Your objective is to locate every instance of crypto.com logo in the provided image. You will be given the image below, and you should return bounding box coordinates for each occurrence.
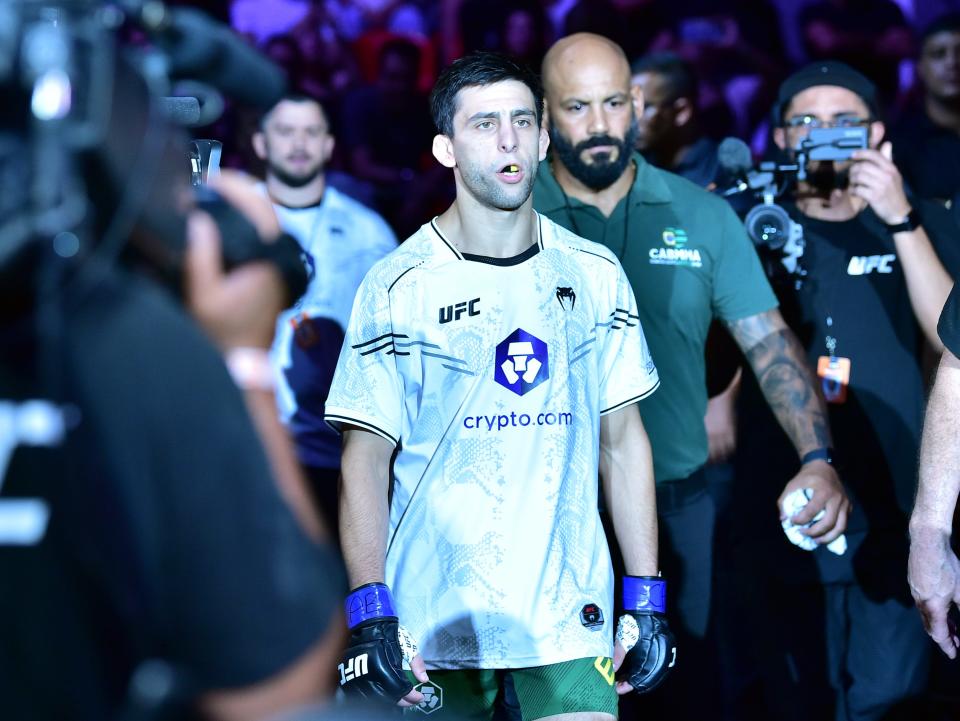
[413,681,443,714]
[494,328,549,396]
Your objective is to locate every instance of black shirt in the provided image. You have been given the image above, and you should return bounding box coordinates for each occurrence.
[939,282,960,356]
[891,107,960,203]
[735,200,960,583]
[0,258,341,720]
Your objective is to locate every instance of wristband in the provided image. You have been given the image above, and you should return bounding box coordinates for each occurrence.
[623,575,666,614]
[345,582,397,629]
[801,447,834,466]
[884,208,921,234]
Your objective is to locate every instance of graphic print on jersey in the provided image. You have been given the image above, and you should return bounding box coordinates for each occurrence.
[494,328,549,395]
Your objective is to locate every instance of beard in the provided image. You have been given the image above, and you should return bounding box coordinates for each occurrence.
[267,158,323,188]
[457,160,535,211]
[549,121,639,191]
[802,160,851,196]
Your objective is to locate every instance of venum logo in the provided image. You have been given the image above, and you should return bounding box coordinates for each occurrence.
[494,328,549,396]
[439,298,480,324]
[337,653,369,685]
[414,682,444,714]
[556,286,576,310]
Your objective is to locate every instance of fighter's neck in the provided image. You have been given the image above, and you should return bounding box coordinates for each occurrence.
[552,157,637,219]
[434,195,538,258]
[265,173,326,208]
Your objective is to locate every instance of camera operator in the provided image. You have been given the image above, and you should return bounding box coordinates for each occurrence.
[0,12,345,721]
[734,61,960,721]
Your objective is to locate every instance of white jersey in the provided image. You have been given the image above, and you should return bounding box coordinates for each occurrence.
[265,184,396,468]
[325,214,659,669]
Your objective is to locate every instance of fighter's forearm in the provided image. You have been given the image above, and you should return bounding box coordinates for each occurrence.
[599,404,658,576]
[339,428,395,588]
[726,309,832,457]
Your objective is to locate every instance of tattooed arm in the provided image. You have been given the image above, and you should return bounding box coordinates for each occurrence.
[725,308,850,542]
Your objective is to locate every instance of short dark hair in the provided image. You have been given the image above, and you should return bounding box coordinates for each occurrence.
[258,93,328,131]
[630,52,697,104]
[921,12,960,47]
[429,52,543,136]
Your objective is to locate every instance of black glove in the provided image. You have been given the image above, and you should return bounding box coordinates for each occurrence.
[616,575,677,693]
[338,583,416,702]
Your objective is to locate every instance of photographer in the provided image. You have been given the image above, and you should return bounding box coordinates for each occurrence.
[0,9,344,721]
[735,61,960,721]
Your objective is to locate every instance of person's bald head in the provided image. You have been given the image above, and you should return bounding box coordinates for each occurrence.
[542,33,633,102]
[541,33,640,191]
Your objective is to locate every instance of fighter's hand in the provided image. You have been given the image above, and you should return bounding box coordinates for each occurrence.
[909,526,960,658]
[778,460,849,544]
[184,170,285,350]
[613,576,677,695]
[339,584,429,706]
[848,142,911,226]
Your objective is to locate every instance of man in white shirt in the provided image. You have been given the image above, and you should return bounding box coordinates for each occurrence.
[252,94,396,532]
[325,53,675,720]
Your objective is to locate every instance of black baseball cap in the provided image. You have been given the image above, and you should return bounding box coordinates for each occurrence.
[775,61,880,124]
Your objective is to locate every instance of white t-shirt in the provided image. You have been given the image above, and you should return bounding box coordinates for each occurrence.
[266,184,396,468]
[325,214,659,669]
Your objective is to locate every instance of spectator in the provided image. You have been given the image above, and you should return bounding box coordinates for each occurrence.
[798,0,914,109]
[563,0,671,63]
[251,94,397,534]
[891,13,960,204]
[500,2,550,70]
[340,38,450,236]
[649,0,788,140]
[631,52,718,187]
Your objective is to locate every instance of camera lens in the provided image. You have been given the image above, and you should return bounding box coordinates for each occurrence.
[745,203,792,250]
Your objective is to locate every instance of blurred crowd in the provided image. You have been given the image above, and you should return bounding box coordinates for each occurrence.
[167,0,960,238]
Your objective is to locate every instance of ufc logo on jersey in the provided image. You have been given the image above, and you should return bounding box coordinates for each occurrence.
[338,653,369,685]
[847,254,896,275]
[439,298,480,324]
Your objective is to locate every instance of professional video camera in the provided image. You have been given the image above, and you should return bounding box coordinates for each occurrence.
[0,0,305,301]
[716,127,868,284]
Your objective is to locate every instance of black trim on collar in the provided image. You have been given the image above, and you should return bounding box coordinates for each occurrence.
[430,219,464,260]
[463,242,540,266]
[430,214,545,264]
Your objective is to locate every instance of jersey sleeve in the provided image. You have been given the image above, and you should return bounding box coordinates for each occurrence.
[324,269,404,445]
[598,260,660,415]
[711,201,778,322]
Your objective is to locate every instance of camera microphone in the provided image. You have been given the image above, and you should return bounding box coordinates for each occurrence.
[717,137,753,181]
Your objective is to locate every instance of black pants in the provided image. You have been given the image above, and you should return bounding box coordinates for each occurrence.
[616,467,722,720]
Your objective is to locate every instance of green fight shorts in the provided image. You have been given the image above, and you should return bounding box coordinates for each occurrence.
[404,656,618,720]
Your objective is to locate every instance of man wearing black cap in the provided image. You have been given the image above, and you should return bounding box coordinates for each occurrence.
[736,60,960,720]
